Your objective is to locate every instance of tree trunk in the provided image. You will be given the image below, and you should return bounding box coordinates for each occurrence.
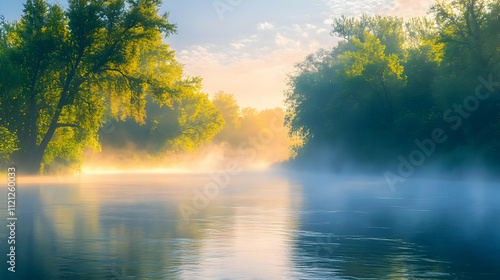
[11,147,44,175]
[15,61,78,175]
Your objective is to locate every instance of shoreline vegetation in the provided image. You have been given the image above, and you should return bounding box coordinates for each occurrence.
[283,0,500,177]
[1,0,499,178]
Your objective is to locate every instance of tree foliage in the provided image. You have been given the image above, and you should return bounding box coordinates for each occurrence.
[211,91,240,143]
[0,0,220,174]
[99,84,224,159]
[286,1,500,171]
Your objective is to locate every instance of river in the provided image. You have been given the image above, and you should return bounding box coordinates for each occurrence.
[1,171,499,279]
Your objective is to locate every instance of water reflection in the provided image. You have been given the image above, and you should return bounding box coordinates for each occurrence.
[0,172,499,279]
[0,173,302,279]
[178,174,301,279]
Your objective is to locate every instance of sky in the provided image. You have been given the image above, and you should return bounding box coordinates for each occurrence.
[0,0,436,109]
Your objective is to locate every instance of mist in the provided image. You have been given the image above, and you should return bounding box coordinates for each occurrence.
[82,95,290,174]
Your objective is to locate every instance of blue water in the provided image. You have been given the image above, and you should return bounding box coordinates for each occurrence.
[1,172,499,279]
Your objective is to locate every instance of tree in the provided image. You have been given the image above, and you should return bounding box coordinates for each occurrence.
[97,85,224,164]
[211,91,240,143]
[0,126,18,166]
[430,0,500,76]
[429,0,500,163]
[0,0,179,174]
[286,15,410,168]
[286,2,500,171]
[338,31,406,129]
[0,16,20,167]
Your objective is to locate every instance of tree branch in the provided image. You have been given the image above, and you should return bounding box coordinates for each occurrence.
[103,67,135,90]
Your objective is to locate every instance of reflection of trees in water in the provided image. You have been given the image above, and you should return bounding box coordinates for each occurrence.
[5,175,496,279]
[15,183,185,279]
[12,174,301,279]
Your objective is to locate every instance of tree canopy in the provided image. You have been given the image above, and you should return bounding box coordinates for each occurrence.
[0,0,224,174]
[286,0,500,172]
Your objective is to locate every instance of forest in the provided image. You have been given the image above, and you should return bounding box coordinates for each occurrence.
[285,0,500,175]
[0,0,287,174]
[0,0,499,176]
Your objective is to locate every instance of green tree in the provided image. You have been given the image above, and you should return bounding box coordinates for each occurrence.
[99,85,224,161]
[286,2,500,171]
[141,82,224,155]
[338,31,406,129]
[0,16,20,167]
[286,15,410,167]
[429,0,500,163]
[211,91,240,143]
[0,125,18,166]
[430,0,500,75]
[0,0,179,174]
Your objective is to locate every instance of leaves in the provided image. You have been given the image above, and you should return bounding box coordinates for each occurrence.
[286,3,500,169]
[0,124,18,165]
[0,0,193,173]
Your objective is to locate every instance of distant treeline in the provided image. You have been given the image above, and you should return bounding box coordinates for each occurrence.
[285,0,500,173]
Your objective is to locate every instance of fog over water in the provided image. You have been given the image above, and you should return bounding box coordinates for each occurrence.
[0,1,498,279]
[1,171,499,279]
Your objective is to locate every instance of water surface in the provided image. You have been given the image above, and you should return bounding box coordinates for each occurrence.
[1,172,499,279]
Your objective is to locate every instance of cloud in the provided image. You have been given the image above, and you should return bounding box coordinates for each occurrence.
[322,0,394,17]
[175,22,338,109]
[321,0,434,18]
[257,22,275,30]
[305,23,317,30]
[170,1,436,111]
[387,0,435,17]
[231,43,245,49]
[178,46,311,110]
[317,28,329,35]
